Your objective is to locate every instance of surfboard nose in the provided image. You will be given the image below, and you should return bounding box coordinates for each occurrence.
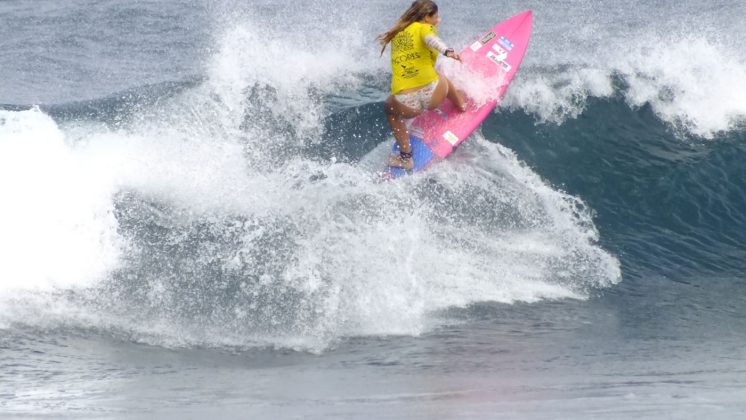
[517,10,533,29]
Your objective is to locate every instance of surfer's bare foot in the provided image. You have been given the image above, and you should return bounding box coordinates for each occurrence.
[388,154,414,170]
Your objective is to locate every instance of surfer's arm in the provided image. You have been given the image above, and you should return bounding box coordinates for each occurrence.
[424,34,461,61]
[423,34,449,54]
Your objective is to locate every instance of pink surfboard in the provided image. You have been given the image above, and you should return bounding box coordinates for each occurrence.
[387,10,533,178]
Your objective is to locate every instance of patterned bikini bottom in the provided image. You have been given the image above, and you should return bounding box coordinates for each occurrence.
[394,80,439,112]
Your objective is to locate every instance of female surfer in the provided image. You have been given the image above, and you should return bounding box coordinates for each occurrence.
[377,0,466,170]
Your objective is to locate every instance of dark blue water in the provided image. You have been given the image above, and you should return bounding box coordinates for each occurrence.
[1,0,745,418]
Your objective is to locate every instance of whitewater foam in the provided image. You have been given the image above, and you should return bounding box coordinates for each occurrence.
[0,9,625,350]
[0,107,122,294]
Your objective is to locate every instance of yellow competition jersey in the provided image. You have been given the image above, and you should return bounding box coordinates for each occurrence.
[390,21,439,94]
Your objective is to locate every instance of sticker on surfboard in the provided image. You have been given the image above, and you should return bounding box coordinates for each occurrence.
[472,31,497,51]
[486,51,512,72]
[492,44,508,57]
[498,36,514,51]
[443,131,459,146]
[480,31,496,44]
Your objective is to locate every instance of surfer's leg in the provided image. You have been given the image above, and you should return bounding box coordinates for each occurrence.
[385,96,420,169]
[427,78,449,110]
[445,77,467,112]
[428,75,466,112]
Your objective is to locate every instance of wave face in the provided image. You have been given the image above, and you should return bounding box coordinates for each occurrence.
[1,0,744,351]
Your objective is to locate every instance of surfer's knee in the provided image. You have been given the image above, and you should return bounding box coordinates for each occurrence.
[384,97,403,117]
[384,98,394,115]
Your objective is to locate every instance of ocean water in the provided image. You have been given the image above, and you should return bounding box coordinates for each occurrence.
[1,0,745,418]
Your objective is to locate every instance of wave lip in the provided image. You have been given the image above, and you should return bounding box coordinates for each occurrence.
[505,35,746,139]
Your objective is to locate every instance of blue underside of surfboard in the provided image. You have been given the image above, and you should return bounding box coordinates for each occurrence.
[387,135,434,178]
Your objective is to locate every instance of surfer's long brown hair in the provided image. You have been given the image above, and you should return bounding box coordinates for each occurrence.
[376,0,439,56]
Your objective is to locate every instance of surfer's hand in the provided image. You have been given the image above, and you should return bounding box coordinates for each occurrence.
[446,50,462,62]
